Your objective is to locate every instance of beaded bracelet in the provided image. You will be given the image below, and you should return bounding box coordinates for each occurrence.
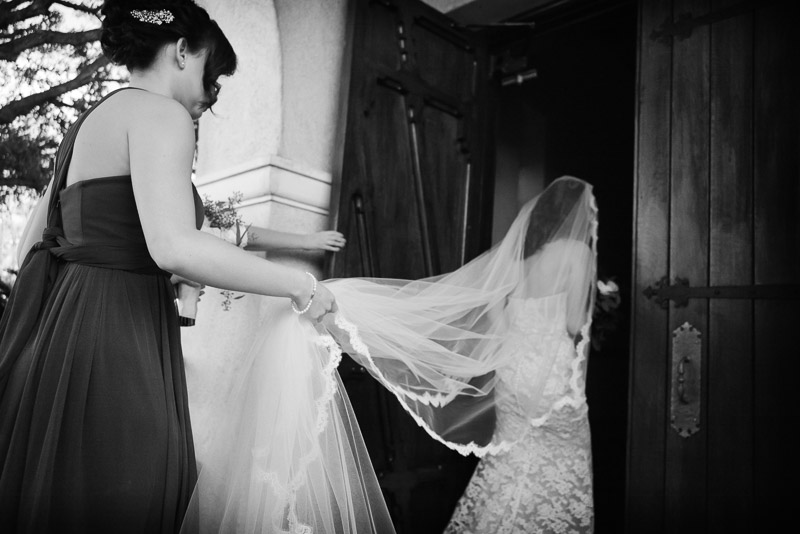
[291,271,318,315]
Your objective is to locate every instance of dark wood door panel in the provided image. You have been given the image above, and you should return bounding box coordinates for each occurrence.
[336,77,426,279]
[331,0,491,532]
[753,3,800,529]
[707,1,754,529]
[628,0,800,531]
[628,0,673,528]
[414,103,471,273]
[364,1,404,72]
[666,0,710,528]
[409,16,477,101]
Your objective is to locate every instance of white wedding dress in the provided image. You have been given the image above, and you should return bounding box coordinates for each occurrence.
[445,293,594,533]
[180,176,598,534]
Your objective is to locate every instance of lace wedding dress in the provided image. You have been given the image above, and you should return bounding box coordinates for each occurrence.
[180,176,597,533]
[445,293,594,533]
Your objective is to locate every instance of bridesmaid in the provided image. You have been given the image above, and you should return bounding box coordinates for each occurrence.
[0,1,336,532]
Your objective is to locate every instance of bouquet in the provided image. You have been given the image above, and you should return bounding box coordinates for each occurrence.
[591,277,622,351]
[202,192,251,311]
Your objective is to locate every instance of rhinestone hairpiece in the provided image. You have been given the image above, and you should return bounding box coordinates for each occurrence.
[130,9,175,25]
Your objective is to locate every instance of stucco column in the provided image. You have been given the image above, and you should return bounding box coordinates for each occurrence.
[193,0,351,277]
[265,0,351,270]
[182,0,352,457]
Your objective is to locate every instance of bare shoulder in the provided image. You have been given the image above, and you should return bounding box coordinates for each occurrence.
[544,238,592,259]
[124,92,196,179]
[122,91,193,132]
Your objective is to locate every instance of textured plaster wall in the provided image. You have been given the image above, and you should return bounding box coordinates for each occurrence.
[274,0,350,175]
[183,3,353,442]
[193,0,351,250]
[195,0,282,177]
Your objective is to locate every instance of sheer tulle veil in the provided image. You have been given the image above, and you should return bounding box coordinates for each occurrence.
[181,176,598,533]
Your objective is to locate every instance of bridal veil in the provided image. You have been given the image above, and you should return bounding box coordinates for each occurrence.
[181,176,598,533]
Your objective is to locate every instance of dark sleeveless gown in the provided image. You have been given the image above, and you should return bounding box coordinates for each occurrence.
[0,89,200,533]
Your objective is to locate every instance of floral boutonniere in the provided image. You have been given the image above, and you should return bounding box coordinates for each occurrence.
[203,192,252,311]
[591,277,622,351]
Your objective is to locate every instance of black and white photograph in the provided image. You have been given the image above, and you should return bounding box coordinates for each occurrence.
[1,0,797,533]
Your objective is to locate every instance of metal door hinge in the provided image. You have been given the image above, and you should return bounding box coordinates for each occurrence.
[644,276,800,309]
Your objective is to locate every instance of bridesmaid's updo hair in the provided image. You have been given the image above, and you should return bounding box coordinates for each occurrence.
[101,0,237,106]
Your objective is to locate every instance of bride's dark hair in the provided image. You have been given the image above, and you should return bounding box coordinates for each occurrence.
[101,0,237,106]
[524,178,588,258]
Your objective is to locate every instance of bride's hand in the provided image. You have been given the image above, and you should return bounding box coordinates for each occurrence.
[296,281,337,322]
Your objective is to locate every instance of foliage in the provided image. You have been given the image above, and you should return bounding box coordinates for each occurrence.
[203,191,247,232]
[1,0,125,204]
[0,123,56,204]
[591,277,622,352]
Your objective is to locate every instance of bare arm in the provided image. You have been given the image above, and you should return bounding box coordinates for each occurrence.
[16,182,52,267]
[128,97,333,317]
[565,242,593,337]
[244,227,346,252]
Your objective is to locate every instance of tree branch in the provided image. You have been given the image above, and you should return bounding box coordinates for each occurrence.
[52,98,82,110]
[0,0,57,29]
[53,1,102,17]
[0,55,110,124]
[0,0,31,15]
[0,28,102,61]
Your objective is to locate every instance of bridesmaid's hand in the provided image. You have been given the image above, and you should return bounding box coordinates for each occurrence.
[295,281,337,322]
[304,231,346,252]
[170,274,204,290]
[170,275,205,318]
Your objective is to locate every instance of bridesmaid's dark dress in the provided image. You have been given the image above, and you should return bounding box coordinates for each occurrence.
[0,88,200,533]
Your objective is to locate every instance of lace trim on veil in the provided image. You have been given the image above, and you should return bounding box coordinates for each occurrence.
[532,197,598,427]
[257,180,599,528]
[332,313,516,458]
[251,333,343,534]
[184,177,597,533]
[326,195,598,456]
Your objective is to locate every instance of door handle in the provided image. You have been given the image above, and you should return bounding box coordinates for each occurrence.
[671,323,701,438]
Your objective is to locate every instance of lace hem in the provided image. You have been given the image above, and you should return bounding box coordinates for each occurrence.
[250,327,343,534]
[333,313,517,458]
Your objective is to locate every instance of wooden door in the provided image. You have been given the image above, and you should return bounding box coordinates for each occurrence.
[628,0,799,531]
[329,0,492,532]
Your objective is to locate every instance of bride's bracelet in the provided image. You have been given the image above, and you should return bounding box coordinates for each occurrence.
[291,271,317,315]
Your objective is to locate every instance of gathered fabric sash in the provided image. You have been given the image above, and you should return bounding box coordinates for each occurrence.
[48,229,165,274]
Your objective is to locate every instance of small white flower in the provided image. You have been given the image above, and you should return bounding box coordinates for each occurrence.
[597,280,619,295]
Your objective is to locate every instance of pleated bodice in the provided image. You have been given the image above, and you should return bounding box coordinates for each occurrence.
[53,175,203,274]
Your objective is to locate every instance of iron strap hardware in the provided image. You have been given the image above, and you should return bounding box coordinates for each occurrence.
[650,0,785,43]
[644,276,800,309]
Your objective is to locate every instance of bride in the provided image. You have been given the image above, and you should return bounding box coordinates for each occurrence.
[182,176,598,533]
